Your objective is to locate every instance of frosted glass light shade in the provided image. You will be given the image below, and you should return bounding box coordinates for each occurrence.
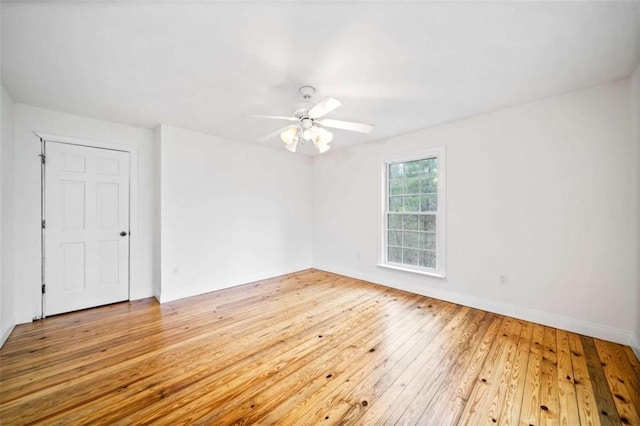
[315,140,331,153]
[316,127,333,144]
[285,138,298,152]
[280,126,299,145]
[281,125,332,154]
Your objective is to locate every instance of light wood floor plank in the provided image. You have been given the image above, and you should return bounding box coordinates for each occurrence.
[1,269,638,425]
[497,320,533,425]
[539,326,560,426]
[623,347,640,380]
[556,329,581,426]
[569,332,603,426]
[420,314,504,425]
[519,323,545,425]
[594,339,640,425]
[457,317,523,424]
[395,310,493,423]
[581,335,623,425]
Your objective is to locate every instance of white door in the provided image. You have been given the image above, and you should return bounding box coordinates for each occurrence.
[45,142,130,316]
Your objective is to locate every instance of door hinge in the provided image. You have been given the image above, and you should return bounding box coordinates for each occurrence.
[41,220,46,229]
[41,284,46,294]
[39,154,46,165]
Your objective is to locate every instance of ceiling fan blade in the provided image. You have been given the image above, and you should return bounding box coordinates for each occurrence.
[258,125,296,142]
[317,118,373,134]
[247,114,298,122]
[308,97,342,119]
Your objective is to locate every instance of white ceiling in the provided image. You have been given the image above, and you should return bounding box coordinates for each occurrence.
[2,1,639,154]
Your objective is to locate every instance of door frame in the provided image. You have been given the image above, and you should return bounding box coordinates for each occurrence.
[35,131,138,318]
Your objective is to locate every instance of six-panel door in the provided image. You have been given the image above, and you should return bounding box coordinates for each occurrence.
[45,142,130,316]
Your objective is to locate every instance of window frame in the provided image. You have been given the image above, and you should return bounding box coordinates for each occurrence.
[378,147,446,278]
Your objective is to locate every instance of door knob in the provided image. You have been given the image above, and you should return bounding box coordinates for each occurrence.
[120,231,128,237]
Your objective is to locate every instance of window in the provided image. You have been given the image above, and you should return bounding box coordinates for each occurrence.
[381,148,445,277]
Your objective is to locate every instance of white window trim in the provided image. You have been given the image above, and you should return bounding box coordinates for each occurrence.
[377,147,446,278]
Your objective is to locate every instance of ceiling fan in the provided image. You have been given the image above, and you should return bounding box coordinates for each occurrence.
[249,86,373,154]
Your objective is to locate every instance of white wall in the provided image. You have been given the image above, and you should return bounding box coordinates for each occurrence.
[158,125,312,302]
[313,80,638,346]
[1,85,15,346]
[12,104,157,323]
[633,63,640,356]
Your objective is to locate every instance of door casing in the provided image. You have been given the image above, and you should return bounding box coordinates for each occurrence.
[36,132,139,319]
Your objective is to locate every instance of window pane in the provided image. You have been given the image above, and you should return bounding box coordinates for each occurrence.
[388,246,402,263]
[402,214,419,230]
[388,214,402,230]
[419,250,436,268]
[389,196,403,212]
[389,163,404,179]
[403,196,420,212]
[389,179,404,196]
[426,158,438,174]
[405,178,420,194]
[405,160,422,177]
[403,248,419,265]
[419,215,436,232]
[420,195,437,212]
[420,176,437,193]
[419,232,436,250]
[403,231,420,248]
[388,230,402,246]
[418,160,427,174]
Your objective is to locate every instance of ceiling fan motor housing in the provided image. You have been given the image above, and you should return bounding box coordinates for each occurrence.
[294,108,310,120]
[300,118,314,129]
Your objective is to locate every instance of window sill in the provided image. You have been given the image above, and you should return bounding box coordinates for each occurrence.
[377,263,446,279]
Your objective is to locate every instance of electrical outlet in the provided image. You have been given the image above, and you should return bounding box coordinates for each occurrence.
[500,275,508,286]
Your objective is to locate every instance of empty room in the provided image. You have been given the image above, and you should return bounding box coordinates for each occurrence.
[0,0,639,424]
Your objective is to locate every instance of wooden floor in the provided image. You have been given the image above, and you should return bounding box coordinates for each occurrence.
[1,270,639,425]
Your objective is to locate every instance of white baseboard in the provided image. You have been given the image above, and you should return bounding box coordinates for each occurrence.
[130,286,155,301]
[0,318,16,348]
[314,264,636,348]
[159,279,259,303]
[159,267,314,304]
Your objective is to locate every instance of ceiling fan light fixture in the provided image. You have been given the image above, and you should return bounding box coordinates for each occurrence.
[302,125,320,142]
[280,126,299,145]
[316,127,333,144]
[285,137,299,153]
[315,140,331,154]
[314,127,333,153]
